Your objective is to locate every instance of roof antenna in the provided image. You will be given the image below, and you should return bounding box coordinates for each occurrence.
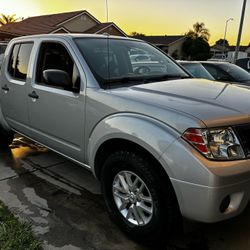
[105,0,110,85]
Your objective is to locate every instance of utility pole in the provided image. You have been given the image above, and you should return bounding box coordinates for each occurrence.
[234,0,247,63]
[222,18,233,56]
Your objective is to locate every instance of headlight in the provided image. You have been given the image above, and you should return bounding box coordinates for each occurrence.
[183,127,245,160]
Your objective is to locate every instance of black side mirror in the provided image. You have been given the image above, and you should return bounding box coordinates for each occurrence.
[43,69,71,88]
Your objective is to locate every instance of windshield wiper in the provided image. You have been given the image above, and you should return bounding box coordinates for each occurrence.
[104,76,147,85]
[144,74,191,82]
[103,74,191,87]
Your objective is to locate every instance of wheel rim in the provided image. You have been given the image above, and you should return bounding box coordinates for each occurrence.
[112,170,153,226]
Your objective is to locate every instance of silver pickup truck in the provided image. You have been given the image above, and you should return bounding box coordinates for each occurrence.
[1,34,250,243]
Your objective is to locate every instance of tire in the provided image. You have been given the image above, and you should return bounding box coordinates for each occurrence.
[101,150,182,244]
[0,126,14,148]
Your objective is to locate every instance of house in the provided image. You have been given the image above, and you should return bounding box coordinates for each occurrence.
[0,10,127,41]
[131,35,186,59]
[246,47,250,57]
[0,30,19,42]
[227,46,250,57]
[210,44,250,57]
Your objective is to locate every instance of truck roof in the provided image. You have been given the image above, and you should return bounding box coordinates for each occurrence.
[9,33,138,42]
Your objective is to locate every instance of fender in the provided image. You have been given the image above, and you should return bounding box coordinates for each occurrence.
[87,112,181,178]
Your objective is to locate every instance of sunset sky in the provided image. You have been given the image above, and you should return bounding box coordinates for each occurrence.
[1,0,249,45]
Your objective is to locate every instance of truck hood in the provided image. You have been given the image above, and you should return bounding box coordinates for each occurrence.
[110,78,250,128]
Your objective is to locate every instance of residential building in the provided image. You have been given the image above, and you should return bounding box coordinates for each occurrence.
[131,35,186,59]
[0,10,127,41]
[210,44,250,57]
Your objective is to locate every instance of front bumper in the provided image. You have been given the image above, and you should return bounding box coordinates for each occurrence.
[160,138,250,222]
[171,177,248,222]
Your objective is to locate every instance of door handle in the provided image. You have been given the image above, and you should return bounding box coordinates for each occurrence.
[28,91,39,99]
[1,85,9,92]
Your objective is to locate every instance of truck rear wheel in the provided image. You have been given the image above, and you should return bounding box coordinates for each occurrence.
[101,150,181,244]
[0,127,14,148]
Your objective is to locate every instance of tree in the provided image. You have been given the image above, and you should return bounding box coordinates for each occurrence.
[0,14,18,26]
[130,32,146,37]
[186,22,210,42]
[215,38,229,47]
[182,22,211,60]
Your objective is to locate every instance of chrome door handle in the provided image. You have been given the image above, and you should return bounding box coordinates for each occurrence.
[28,91,39,99]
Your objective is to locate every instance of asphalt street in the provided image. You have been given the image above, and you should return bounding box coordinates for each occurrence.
[0,134,250,250]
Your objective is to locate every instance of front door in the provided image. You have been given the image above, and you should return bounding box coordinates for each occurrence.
[27,40,85,162]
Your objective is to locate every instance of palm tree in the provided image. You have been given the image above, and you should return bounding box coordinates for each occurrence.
[186,22,210,42]
[0,14,18,26]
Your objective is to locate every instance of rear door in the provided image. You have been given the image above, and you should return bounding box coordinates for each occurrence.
[26,39,85,162]
[0,41,34,136]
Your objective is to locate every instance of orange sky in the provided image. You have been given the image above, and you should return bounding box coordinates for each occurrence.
[1,0,250,45]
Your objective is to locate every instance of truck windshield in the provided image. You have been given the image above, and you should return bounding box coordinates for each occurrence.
[74,38,190,86]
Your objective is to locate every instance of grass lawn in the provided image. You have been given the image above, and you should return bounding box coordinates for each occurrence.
[0,201,41,250]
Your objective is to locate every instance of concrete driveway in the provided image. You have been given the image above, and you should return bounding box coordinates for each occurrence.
[0,134,250,250]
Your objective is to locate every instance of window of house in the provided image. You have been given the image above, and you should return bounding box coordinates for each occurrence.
[8,43,33,80]
[36,42,80,93]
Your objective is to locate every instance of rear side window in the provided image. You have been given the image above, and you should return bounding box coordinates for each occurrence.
[8,43,33,81]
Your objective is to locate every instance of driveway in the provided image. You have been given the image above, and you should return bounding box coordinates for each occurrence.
[0,134,250,250]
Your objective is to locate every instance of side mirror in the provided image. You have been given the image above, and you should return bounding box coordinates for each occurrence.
[43,69,71,88]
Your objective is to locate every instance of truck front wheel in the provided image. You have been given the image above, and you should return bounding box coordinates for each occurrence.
[101,150,181,244]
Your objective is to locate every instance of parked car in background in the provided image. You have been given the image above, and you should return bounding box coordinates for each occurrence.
[236,57,250,73]
[209,52,247,63]
[208,53,227,62]
[178,61,215,80]
[227,51,248,63]
[130,54,152,62]
[201,61,250,86]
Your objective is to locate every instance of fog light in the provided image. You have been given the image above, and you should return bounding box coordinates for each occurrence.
[220,195,231,213]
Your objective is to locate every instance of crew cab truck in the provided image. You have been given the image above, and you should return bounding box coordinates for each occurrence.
[1,34,250,243]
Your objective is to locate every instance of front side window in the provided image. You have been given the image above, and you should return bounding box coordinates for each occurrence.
[75,38,189,87]
[8,43,33,80]
[36,42,80,92]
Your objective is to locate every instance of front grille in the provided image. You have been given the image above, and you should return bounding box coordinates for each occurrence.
[234,124,250,157]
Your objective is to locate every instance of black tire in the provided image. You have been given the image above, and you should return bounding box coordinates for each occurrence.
[0,126,14,148]
[101,150,182,244]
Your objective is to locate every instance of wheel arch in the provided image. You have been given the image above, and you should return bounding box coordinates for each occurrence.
[87,113,180,179]
[94,138,170,181]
